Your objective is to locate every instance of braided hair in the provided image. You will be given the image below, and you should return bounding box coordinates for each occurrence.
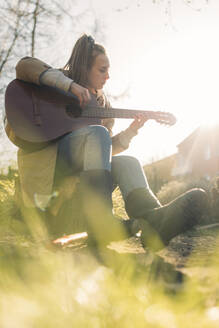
[63,34,106,87]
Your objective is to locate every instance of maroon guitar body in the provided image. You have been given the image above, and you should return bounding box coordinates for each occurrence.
[5,79,176,148]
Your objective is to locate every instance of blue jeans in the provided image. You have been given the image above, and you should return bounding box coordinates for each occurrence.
[55,125,149,200]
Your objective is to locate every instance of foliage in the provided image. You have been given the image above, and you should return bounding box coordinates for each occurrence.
[157,179,189,204]
[0,170,219,327]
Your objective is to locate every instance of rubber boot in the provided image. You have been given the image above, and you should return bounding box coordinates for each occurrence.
[125,187,208,250]
[125,188,162,218]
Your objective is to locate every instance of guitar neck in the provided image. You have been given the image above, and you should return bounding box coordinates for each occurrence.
[82,107,160,119]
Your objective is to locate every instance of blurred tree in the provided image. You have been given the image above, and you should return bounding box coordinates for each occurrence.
[0,0,107,85]
[0,0,105,168]
[144,154,176,193]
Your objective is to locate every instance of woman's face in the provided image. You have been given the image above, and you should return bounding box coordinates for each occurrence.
[87,53,110,91]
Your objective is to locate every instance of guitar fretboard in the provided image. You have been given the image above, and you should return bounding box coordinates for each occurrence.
[80,106,176,125]
[82,107,151,118]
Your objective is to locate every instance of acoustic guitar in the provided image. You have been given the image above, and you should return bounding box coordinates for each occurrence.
[5,79,176,149]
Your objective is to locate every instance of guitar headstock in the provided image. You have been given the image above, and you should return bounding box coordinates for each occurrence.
[153,111,177,126]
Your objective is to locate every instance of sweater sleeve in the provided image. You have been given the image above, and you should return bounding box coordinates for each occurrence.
[16,57,52,85]
[40,68,73,93]
[100,94,138,155]
[112,128,138,155]
[16,57,73,93]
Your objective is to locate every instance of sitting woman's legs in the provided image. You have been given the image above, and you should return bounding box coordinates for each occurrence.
[55,132,208,250]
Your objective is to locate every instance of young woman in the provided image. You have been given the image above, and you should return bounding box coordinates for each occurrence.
[13,34,208,250]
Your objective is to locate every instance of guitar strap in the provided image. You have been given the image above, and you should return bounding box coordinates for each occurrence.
[31,90,42,126]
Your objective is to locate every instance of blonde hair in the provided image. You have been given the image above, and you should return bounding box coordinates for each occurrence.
[63,34,106,87]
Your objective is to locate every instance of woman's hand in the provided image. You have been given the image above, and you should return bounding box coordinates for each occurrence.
[70,82,91,107]
[128,114,148,133]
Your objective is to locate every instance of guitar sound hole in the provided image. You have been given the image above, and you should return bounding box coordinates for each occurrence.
[66,103,82,118]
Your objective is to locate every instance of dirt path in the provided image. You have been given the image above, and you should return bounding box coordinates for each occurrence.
[52,223,219,268]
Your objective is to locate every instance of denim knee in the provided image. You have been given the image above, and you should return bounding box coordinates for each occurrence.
[83,125,112,171]
[111,155,149,199]
[89,125,112,146]
[112,155,142,170]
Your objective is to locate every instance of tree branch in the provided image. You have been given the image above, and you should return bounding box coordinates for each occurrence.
[31,0,40,57]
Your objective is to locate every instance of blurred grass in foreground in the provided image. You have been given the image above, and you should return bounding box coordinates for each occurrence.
[0,170,219,327]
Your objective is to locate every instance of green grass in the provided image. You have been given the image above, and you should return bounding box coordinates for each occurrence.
[1,170,219,327]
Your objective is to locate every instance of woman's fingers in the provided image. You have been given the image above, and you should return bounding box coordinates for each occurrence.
[134,114,148,126]
[129,114,148,132]
[70,82,91,107]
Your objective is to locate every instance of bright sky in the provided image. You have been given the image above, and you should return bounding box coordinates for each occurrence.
[88,0,219,164]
